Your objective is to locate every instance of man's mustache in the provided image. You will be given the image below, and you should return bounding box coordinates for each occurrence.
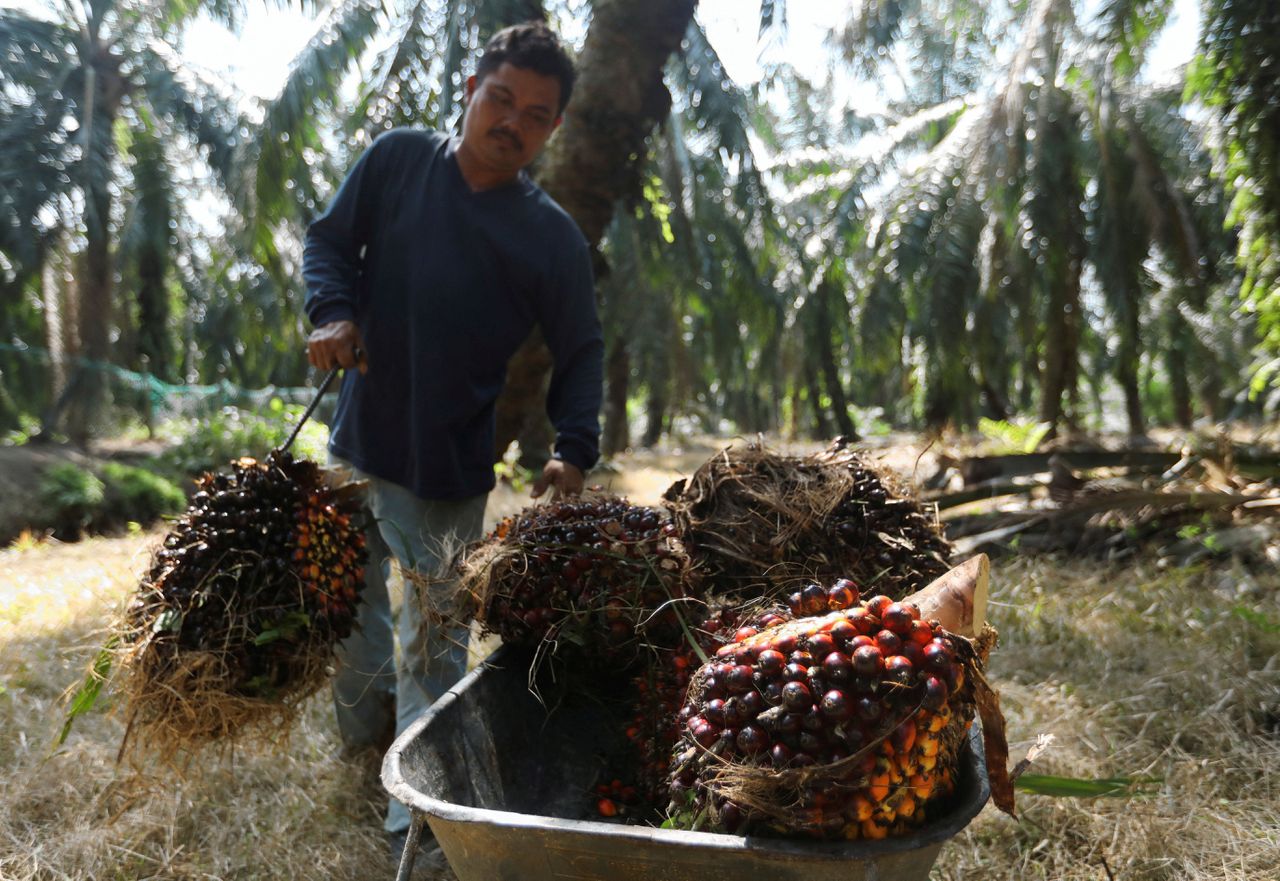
[489,127,523,151]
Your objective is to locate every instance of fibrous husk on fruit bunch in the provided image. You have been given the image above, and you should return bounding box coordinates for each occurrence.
[616,599,795,813]
[116,451,366,760]
[665,580,1001,840]
[663,438,952,602]
[460,493,696,668]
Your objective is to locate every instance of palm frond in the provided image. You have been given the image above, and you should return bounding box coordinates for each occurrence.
[251,0,383,233]
[1091,0,1173,76]
[672,20,768,214]
[134,44,246,193]
[831,0,920,77]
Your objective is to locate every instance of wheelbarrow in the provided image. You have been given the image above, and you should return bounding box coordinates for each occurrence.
[383,646,991,881]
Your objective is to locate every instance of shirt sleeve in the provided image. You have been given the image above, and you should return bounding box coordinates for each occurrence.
[302,139,384,328]
[538,234,604,473]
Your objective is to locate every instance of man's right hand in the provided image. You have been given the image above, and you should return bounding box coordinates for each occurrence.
[307,320,368,374]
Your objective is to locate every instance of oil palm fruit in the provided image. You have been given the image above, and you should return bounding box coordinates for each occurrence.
[471,495,694,665]
[666,580,978,840]
[127,450,366,697]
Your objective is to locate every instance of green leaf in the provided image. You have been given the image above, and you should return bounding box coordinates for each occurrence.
[1015,774,1162,798]
[57,638,117,746]
[253,628,282,646]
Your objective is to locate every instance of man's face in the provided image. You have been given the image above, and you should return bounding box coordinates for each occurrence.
[461,62,563,175]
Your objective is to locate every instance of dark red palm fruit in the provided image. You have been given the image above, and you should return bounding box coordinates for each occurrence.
[771,634,798,655]
[822,651,852,684]
[885,654,915,686]
[739,689,764,718]
[762,682,784,705]
[820,689,853,721]
[758,614,786,629]
[736,725,770,754]
[846,607,877,636]
[783,663,809,682]
[901,641,925,669]
[866,595,894,618]
[718,802,744,833]
[849,634,875,651]
[882,603,916,635]
[923,640,954,673]
[789,650,814,667]
[701,676,726,700]
[722,698,745,728]
[801,583,828,615]
[855,696,883,722]
[806,632,835,659]
[726,665,754,694]
[715,643,738,659]
[782,680,812,712]
[828,619,857,648]
[787,592,804,616]
[703,699,727,726]
[770,743,794,767]
[852,645,884,676]
[776,712,803,735]
[798,731,826,756]
[733,644,757,665]
[875,629,903,656]
[791,752,817,768]
[801,706,826,732]
[909,619,934,646]
[757,649,786,675]
[827,578,859,609]
[690,717,720,748]
[734,626,759,642]
[923,675,949,709]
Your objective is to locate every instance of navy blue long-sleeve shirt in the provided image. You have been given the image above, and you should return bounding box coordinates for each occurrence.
[302,129,603,500]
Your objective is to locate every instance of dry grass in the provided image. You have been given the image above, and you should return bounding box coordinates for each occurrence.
[2,444,1278,880]
[937,556,1280,881]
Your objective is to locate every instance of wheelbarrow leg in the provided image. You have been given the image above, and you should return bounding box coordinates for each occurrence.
[394,813,427,881]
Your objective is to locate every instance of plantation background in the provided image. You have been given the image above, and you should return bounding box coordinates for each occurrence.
[1,0,1278,878]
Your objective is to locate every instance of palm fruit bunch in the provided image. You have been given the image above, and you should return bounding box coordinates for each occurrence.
[665,579,980,841]
[663,439,953,602]
[462,493,695,666]
[605,599,797,817]
[117,450,366,754]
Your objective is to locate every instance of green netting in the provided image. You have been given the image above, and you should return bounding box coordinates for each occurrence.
[0,343,330,440]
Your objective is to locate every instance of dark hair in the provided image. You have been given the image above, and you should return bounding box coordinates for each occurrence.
[476,21,576,115]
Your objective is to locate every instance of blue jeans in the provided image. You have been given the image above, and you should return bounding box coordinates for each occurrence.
[328,456,487,834]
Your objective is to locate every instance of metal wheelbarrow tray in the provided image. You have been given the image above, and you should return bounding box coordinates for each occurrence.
[384,647,991,881]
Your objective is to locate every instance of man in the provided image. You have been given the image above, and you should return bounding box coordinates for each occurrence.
[301,21,603,853]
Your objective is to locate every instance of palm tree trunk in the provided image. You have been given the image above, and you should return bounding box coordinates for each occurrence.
[803,360,835,439]
[41,244,67,402]
[813,288,859,440]
[602,340,630,456]
[1116,310,1145,436]
[492,0,698,463]
[62,45,125,444]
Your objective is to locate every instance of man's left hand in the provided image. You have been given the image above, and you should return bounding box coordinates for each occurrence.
[531,458,584,500]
